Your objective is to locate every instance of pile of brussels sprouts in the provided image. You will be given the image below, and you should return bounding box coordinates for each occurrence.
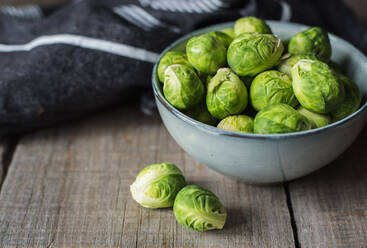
[130,162,227,232]
[158,17,362,134]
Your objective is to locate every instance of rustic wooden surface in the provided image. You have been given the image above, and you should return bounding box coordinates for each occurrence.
[289,127,367,248]
[0,105,296,248]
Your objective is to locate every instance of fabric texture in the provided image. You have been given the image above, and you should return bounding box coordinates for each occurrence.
[0,0,365,136]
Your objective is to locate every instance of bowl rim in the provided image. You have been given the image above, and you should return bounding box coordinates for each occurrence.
[152,20,367,140]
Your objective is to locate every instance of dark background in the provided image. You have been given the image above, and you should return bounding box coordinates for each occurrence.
[1,0,366,25]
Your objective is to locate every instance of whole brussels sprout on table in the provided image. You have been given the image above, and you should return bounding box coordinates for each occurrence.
[130,162,185,208]
[174,185,227,232]
[131,163,226,232]
[158,16,362,134]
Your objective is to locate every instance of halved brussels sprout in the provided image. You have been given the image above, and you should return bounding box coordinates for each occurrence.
[288,27,332,62]
[234,16,272,36]
[228,33,284,77]
[173,185,227,232]
[206,68,248,119]
[292,59,345,113]
[250,70,298,111]
[157,51,192,83]
[209,31,233,48]
[217,115,254,133]
[183,103,218,126]
[297,106,331,129]
[277,54,317,77]
[186,34,227,74]
[163,64,205,110]
[254,103,312,134]
[220,27,235,39]
[130,162,185,208]
[331,74,362,121]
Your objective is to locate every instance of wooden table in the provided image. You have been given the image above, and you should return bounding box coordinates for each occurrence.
[0,102,366,248]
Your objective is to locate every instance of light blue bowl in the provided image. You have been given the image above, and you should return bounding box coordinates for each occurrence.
[152,21,367,184]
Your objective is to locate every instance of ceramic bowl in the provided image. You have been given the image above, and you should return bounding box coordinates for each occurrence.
[152,21,367,184]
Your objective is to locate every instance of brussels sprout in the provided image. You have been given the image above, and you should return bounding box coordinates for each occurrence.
[130,162,185,208]
[209,31,233,48]
[254,103,312,134]
[250,70,298,111]
[234,16,272,36]
[163,64,205,110]
[291,59,345,113]
[288,27,332,62]
[277,54,317,77]
[173,185,227,232]
[206,68,248,119]
[183,103,218,126]
[220,27,235,39]
[186,34,227,74]
[217,115,254,133]
[157,51,192,83]
[228,33,284,77]
[297,106,331,129]
[205,75,213,88]
[331,74,362,121]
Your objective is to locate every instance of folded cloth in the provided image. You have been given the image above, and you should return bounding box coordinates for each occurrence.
[0,0,365,136]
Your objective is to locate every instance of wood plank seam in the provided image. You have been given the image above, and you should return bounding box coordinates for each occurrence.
[0,136,19,192]
[284,182,301,248]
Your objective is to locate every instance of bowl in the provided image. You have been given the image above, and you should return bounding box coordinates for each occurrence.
[152,21,367,184]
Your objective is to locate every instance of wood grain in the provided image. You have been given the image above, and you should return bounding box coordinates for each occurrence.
[0,104,295,248]
[289,126,367,248]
